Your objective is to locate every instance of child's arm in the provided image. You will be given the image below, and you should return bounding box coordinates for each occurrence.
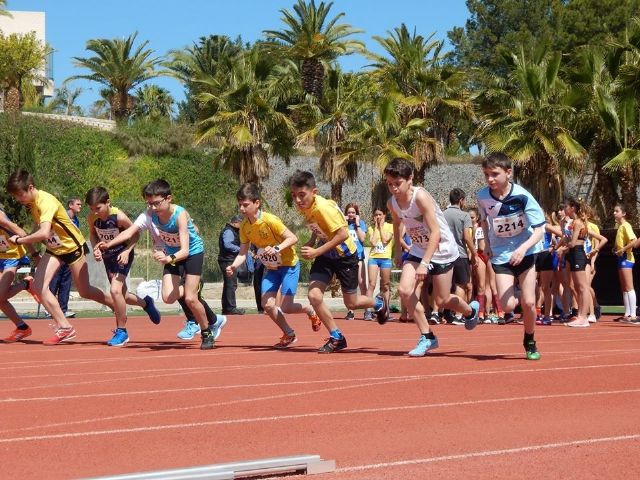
[380,223,393,244]
[587,228,607,259]
[262,227,298,257]
[115,210,138,265]
[0,211,38,256]
[388,201,403,267]
[98,223,140,252]
[155,210,190,264]
[415,190,441,277]
[510,225,544,265]
[301,227,348,259]
[86,215,103,262]
[355,217,366,243]
[8,221,52,246]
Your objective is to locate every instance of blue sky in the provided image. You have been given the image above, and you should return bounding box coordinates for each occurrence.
[8,0,471,111]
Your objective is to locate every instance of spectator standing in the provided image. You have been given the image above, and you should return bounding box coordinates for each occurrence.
[49,196,82,318]
[218,215,245,315]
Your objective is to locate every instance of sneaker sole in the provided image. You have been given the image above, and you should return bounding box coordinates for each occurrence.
[108,338,130,347]
[274,337,298,349]
[213,316,227,340]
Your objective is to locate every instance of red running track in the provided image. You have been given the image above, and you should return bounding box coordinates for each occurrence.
[0,313,639,479]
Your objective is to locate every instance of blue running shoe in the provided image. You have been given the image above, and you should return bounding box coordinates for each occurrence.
[211,315,227,340]
[107,328,129,347]
[465,301,480,330]
[177,320,201,340]
[408,335,439,357]
[143,295,161,325]
[374,293,390,325]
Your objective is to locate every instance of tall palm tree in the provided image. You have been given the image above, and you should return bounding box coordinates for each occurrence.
[195,45,297,184]
[69,32,163,121]
[263,0,364,100]
[132,84,174,119]
[0,0,12,18]
[476,45,586,212]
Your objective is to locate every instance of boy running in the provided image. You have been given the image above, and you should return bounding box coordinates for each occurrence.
[98,180,225,350]
[86,186,161,346]
[225,183,320,348]
[476,153,545,360]
[6,170,115,345]
[384,159,479,357]
[289,170,389,353]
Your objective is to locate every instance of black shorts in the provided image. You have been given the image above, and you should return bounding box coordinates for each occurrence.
[492,253,537,277]
[103,250,134,277]
[535,250,555,272]
[47,243,90,266]
[567,246,587,271]
[404,254,455,276]
[310,253,359,294]
[163,252,204,277]
[452,257,471,285]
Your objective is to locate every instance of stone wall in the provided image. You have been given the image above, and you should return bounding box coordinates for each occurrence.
[22,111,116,131]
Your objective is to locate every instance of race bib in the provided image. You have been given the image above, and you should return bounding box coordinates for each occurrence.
[95,227,120,243]
[348,229,358,242]
[0,235,9,252]
[158,230,181,247]
[492,213,526,238]
[407,226,430,248]
[46,232,63,248]
[257,247,282,269]
[307,222,328,241]
[373,242,386,254]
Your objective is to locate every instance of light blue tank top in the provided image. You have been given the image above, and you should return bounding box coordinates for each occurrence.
[151,205,204,256]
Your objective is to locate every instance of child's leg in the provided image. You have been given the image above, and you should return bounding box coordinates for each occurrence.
[109,273,129,328]
[397,262,426,332]
[307,280,337,333]
[261,268,293,334]
[495,273,517,313]
[379,267,392,309]
[516,267,537,335]
[0,268,23,326]
[358,259,367,296]
[432,269,473,317]
[366,263,380,298]
[32,254,71,329]
[69,257,114,310]
[183,273,208,330]
[620,267,636,316]
[570,269,590,322]
[540,271,554,317]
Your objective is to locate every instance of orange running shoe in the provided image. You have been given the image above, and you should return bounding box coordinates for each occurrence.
[273,333,297,349]
[43,325,76,345]
[308,311,322,332]
[23,276,41,303]
[3,326,33,343]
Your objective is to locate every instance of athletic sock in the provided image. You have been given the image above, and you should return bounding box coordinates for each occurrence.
[629,290,637,317]
[284,327,295,336]
[16,322,29,330]
[476,294,486,317]
[623,291,630,317]
[330,328,342,340]
[524,332,535,344]
[423,331,436,340]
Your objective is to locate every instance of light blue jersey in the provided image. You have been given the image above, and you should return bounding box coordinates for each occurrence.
[151,205,204,256]
[476,183,545,265]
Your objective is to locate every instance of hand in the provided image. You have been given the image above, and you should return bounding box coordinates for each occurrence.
[394,253,403,268]
[355,214,361,226]
[470,253,478,267]
[152,250,167,263]
[301,246,318,260]
[615,248,624,257]
[509,247,526,266]
[261,245,276,257]
[117,250,130,266]
[95,241,109,251]
[8,235,21,245]
[225,265,236,277]
[93,247,103,262]
[415,263,428,282]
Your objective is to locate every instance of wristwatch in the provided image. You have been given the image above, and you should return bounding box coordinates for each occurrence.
[273,246,281,253]
[169,254,177,265]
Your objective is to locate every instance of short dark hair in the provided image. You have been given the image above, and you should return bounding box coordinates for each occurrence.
[289,170,316,189]
[6,169,35,194]
[142,179,172,198]
[383,158,414,179]
[482,152,513,170]
[236,182,261,202]
[449,188,466,205]
[85,187,110,206]
[615,203,628,215]
[67,196,82,207]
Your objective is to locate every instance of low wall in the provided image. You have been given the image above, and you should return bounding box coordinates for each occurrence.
[22,111,116,131]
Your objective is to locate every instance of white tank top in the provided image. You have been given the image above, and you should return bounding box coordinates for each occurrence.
[391,187,459,264]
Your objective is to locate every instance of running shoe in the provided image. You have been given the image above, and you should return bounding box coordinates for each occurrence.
[43,325,76,345]
[200,329,215,350]
[594,305,602,320]
[498,312,516,325]
[64,311,76,318]
[211,315,227,340]
[177,320,201,340]
[524,339,541,360]
[587,314,597,324]
[143,295,161,324]
[318,336,347,353]
[308,310,322,332]
[450,316,465,326]
[408,335,439,357]
[427,312,440,325]
[374,294,390,325]
[345,310,355,320]
[3,326,32,343]
[107,328,129,347]
[465,301,480,330]
[274,333,297,349]
[542,316,553,326]
[363,310,373,321]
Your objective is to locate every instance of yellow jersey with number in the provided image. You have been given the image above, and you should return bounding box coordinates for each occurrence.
[30,190,85,255]
[616,221,637,263]
[369,222,394,259]
[0,210,27,260]
[239,211,297,268]
[299,195,355,258]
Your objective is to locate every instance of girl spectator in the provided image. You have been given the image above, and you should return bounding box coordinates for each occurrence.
[613,203,637,321]
[344,203,368,320]
[365,209,393,321]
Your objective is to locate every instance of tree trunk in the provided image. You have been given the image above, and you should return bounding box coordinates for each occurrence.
[592,164,619,228]
[4,86,21,113]
[111,91,135,121]
[301,58,324,100]
[515,156,564,213]
[330,181,343,207]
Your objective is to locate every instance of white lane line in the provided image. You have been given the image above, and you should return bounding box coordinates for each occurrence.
[1,389,638,443]
[338,434,640,472]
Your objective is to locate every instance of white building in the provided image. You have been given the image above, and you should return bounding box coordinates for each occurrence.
[0,10,54,108]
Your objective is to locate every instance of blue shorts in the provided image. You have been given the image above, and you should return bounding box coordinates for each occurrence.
[368,257,392,269]
[103,251,134,277]
[262,263,300,296]
[0,256,30,271]
[618,256,635,269]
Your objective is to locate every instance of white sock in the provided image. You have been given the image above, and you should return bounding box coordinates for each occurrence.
[623,291,630,317]
[629,290,637,317]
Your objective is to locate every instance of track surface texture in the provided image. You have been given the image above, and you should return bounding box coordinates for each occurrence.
[1,313,639,479]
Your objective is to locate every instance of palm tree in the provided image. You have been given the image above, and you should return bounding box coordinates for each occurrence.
[0,0,11,18]
[368,25,474,182]
[48,85,84,116]
[132,84,174,120]
[263,0,364,100]
[475,45,586,212]
[195,45,297,184]
[69,32,163,121]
